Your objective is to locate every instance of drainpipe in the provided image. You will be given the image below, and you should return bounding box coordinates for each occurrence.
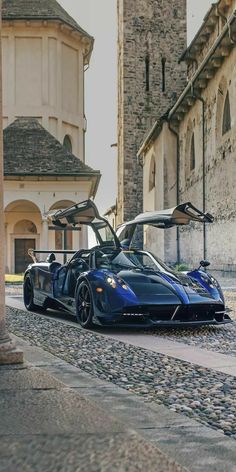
[228,22,236,44]
[168,122,180,264]
[191,85,207,260]
[216,5,227,26]
[83,38,94,160]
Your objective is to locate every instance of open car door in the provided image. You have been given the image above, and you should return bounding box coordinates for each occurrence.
[116,202,214,247]
[49,199,121,248]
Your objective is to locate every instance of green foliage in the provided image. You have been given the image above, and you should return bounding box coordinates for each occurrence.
[174,263,189,272]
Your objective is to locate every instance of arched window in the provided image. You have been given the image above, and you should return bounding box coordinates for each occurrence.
[149,156,156,191]
[145,54,150,92]
[190,133,195,171]
[63,135,72,153]
[222,91,231,135]
[14,220,37,234]
[161,57,166,93]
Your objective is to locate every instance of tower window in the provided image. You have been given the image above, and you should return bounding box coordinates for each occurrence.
[161,57,166,93]
[222,91,231,135]
[149,156,156,191]
[63,135,72,153]
[145,55,150,92]
[190,133,195,171]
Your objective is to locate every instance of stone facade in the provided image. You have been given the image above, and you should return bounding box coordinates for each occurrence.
[140,0,236,272]
[117,0,187,225]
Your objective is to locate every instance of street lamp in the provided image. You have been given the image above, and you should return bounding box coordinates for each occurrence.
[0,3,23,364]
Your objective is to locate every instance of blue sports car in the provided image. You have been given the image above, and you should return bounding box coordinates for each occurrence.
[23,199,231,329]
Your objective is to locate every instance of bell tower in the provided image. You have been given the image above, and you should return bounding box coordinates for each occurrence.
[117,0,187,224]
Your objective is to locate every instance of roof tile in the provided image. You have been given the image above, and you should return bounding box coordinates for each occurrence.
[2,0,92,38]
[4,118,100,177]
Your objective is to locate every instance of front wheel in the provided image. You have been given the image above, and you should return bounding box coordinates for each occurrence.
[23,274,38,311]
[76,281,94,329]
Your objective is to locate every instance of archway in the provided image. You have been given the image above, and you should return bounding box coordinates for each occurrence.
[5,200,41,273]
[13,220,37,273]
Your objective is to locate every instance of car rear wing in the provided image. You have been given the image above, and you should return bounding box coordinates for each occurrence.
[28,249,76,263]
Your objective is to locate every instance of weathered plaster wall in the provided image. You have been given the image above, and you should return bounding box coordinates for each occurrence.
[178,48,236,271]
[143,122,178,263]
[144,43,236,271]
[2,23,86,160]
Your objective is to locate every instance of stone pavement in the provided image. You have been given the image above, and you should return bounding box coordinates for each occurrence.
[2,334,236,472]
[0,343,186,472]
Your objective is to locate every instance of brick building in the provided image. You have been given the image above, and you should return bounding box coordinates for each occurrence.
[116,0,187,225]
[138,0,236,272]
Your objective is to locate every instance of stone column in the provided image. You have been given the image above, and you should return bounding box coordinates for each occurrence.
[41,218,48,249]
[0,4,23,364]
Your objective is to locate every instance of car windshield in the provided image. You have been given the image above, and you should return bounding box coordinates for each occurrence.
[95,248,173,273]
[92,219,116,246]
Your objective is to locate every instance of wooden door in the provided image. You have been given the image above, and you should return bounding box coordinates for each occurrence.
[15,239,35,274]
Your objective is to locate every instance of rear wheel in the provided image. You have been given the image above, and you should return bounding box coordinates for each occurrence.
[76,281,94,329]
[23,274,39,311]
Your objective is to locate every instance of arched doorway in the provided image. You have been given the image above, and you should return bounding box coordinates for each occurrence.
[5,200,41,273]
[14,220,37,273]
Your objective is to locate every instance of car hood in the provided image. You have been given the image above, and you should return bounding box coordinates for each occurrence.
[117,268,215,304]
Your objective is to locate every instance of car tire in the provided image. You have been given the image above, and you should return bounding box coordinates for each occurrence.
[76,281,94,329]
[23,274,39,311]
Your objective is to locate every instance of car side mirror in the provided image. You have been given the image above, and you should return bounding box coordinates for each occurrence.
[46,253,56,263]
[199,260,210,268]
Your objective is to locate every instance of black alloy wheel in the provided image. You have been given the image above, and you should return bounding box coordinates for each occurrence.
[23,274,38,311]
[76,281,94,328]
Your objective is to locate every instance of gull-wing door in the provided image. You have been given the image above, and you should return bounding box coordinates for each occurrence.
[116,202,214,246]
[50,199,121,248]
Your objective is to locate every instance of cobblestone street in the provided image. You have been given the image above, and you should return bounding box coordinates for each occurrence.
[5,281,236,443]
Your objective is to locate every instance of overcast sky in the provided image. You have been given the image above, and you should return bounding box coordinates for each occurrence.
[58,0,213,213]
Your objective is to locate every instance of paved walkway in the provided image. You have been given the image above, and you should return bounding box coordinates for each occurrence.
[4,292,236,471]
[5,333,236,472]
[0,348,185,472]
[103,332,236,377]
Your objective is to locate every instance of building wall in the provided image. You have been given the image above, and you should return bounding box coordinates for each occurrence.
[2,23,86,160]
[1,12,96,274]
[117,0,187,224]
[143,122,177,263]
[4,179,91,272]
[143,44,236,271]
[178,50,236,271]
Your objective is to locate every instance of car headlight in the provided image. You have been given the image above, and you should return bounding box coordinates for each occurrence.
[209,275,220,288]
[106,276,117,288]
[200,274,219,289]
[106,276,128,290]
